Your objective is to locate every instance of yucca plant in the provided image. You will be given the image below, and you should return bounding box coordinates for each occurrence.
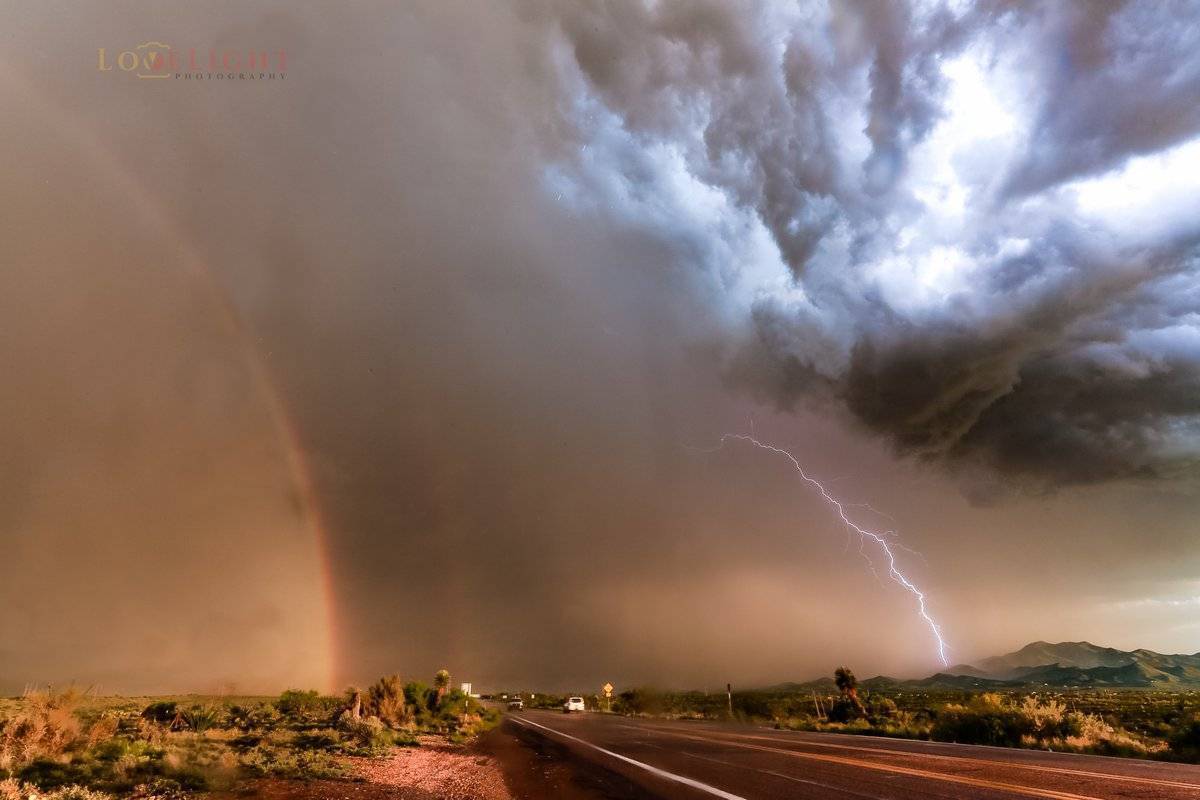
[181,704,220,733]
[433,670,452,708]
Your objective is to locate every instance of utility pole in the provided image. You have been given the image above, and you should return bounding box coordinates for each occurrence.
[726,683,733,717]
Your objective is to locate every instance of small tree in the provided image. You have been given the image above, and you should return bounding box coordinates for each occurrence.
[364,674,410,729]
[833,667,865,718]
[434,670,452,707]
[834,667,858,700]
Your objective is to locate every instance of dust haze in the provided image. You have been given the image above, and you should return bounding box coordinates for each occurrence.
[2,1,1199,694]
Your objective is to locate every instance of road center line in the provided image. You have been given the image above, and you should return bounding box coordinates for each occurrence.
[673,747,899,800]
[654,728,1106,800]
[509,716,749,800]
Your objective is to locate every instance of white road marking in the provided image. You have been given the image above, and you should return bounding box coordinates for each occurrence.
[509,715,749,800]
[672,746,895,800]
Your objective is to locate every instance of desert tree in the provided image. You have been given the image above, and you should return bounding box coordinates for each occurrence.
[834,667,858,700]
[434,669,452,707]
[833,666,865,717]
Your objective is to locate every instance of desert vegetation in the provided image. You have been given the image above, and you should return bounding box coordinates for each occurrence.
[607,671,1200,763]
[0,672,498,798]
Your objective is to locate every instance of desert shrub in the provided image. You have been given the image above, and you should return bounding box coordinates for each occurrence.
[179,706,219,734]
[2,780,126,800]
[930,693,1158,756]
[44,786,112,800]
[275,690,318,718]
[239,742,344,779]
[0,688,85,772]
[932,694,1033,747]
[156,737,239,791]
[84,714,120,749]
[1063,713,1161,757]
[828,696,867,723]
[224,705,253,732]
[446,706,500,744]
[403,682,434,714]
[614,688,663,717]
[364,676,411,730]
[1016,696,1081,740]
[89,735,134,763]
[421,690,497,739]
[17,757,97,790]
[226,703,280,732]
[274,690,339,723]
[863,696,899,726]
[292,729,342,752]
[1168,716,1200,761]
[134,718,169,747]
[37,786,113,800]
[336,714,393,756]
[139,704,178,727]
[128,778,189,799]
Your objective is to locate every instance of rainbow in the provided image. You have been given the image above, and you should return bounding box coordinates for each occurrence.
[1,66,340,691]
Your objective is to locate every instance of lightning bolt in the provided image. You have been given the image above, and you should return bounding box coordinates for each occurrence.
[714,433,950,667]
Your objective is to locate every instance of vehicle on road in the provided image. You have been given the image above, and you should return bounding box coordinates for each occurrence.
[508,698,523,710]
[563,696,585,713]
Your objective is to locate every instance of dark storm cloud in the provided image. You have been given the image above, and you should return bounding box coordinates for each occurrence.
[545,0,971,272]
[544,0,1200,488]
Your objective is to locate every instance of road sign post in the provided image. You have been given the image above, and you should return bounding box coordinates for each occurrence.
[602,682,613,713]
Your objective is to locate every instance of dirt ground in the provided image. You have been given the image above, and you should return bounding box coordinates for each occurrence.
[206,722,643,800]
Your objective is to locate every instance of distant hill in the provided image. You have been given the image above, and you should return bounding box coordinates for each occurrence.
[903,672,1013,690]
[761,641,1200,693]
[940,641,1200,688]
[942,663,992,679]
[974,641,1134,679]
[760,678,835,692]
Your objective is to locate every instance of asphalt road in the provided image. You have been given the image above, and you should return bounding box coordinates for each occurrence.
[506,710,1200,800]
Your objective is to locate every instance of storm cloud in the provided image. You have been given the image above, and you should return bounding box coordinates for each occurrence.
[541,0,1200,487]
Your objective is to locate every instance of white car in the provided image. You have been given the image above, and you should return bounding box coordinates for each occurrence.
[563,696,585,713]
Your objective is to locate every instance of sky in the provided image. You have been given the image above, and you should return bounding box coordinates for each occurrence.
[2,0,1199,694]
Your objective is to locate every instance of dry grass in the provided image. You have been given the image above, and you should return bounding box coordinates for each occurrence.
[0,688,85,772]
[0,678,499,797]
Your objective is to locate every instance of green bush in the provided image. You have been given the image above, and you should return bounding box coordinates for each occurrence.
[227,703,281,732]
[867,696,898,722]
[364,676,410,729]
[827,697,862,723]
[239,743,345,780]
[932,694,1033,746]
[404,682,433,713]
[1169,716,1200,761]
[293,729,343,752]
[139,704,178,726]
[275,690,341,723]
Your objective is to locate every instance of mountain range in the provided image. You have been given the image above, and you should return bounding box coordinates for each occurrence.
[772,641,1200,691]
[928,641,1200,688]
